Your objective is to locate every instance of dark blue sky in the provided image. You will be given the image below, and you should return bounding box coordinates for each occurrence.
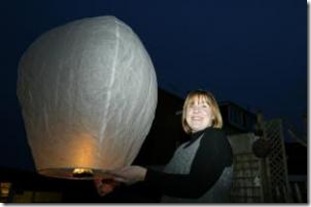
[0,0,307,171]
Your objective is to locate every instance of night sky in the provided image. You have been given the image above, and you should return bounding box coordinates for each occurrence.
[0,0,307,171]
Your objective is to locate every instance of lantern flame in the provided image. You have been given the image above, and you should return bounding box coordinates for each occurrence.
[72,168,94,178]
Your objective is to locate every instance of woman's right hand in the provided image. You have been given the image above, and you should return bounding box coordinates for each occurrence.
[94,178,120,196]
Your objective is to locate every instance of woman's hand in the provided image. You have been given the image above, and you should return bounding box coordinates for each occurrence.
[110,166,147,185]
[94,178,120,196]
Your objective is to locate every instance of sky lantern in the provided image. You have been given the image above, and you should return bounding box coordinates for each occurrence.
[16,16,157,179]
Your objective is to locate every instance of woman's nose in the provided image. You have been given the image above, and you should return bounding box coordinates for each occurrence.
[193,106,200,113]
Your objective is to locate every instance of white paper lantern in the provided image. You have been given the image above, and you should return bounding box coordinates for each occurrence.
[16,16,157,179]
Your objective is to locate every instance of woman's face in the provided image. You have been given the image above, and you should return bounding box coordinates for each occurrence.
[185,96,214,133]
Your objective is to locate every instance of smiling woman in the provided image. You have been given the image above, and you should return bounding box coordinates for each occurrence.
[96,90,234,203]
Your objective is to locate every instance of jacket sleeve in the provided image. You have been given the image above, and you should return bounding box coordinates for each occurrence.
[144,129,233,198]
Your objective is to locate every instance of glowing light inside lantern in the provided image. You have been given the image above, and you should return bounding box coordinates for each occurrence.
[72,168,94,178]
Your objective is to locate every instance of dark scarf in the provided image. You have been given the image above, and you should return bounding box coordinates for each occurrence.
[183,128,207,148]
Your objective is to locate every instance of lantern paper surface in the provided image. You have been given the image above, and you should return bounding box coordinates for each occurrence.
[17,16,157,179]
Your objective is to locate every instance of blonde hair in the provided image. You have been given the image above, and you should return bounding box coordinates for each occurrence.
[182,90,223,134]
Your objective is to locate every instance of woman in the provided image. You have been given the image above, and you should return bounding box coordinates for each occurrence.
[96,90,233,203]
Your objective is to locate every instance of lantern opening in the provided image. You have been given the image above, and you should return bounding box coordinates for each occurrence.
[39,168,111,180]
